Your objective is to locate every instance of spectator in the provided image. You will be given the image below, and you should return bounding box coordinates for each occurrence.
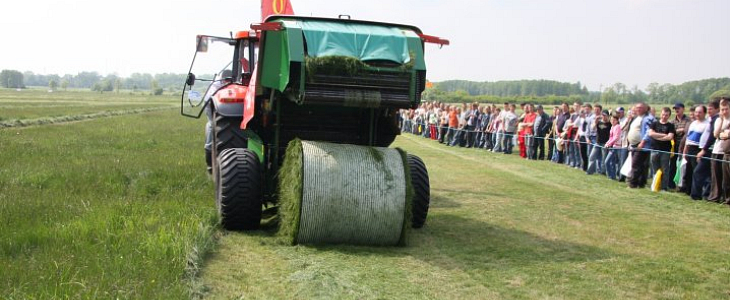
[587,109,611,175]
[520,104,537,159]
[669,102,689,190]
[681,105,708,196]
[574,105,590,170]
[533,104,551,160]
[604,115,622,180]
[465,102,480,148]
[647,107,676,191]
[552,104,570,163]
[478,106,492,149]
[628,102,654,189]
[566,102,582,168]
[693,101,719,200]
[708,100,729,202]
[445,106,459,146]
[428,105,439,140]
[718,98,730,205]
[438,107,449,143]
[492,105,506,153]
[617,107,630,182]
[502,104,518,154]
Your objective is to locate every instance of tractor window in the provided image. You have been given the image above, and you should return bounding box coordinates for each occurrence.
[190,36,235,80]
[181,35,236,117]
[238,39,258,85]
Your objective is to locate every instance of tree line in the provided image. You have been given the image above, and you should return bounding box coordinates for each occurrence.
[0,70,192,94]
[425,78,730,106]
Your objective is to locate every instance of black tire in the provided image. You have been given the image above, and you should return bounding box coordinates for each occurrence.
[407,154,430,228]
[216,148,262,230]
[213,112,247,158]
[210,109,247,183]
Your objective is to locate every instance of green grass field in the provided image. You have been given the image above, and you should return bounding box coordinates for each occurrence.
[2,90,730,299]
[0,89,176,126]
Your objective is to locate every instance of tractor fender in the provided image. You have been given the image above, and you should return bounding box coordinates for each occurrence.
[211,84,248,117]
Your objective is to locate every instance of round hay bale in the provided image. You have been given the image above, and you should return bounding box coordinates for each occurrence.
[278,139,412,246]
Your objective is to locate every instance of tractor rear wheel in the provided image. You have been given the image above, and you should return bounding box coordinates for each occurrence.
[212,112,247,159]
[210,110,246,182]
[407,154,430,228]
[216,148,262,230]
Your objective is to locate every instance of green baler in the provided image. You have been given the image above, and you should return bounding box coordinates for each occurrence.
[181,16,447,245]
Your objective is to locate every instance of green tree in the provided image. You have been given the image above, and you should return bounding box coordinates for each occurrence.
[0,70,24,88]
[49,79,58,91]
[61,79,69,91]
[710,90,730,100]
[114,78,122,93]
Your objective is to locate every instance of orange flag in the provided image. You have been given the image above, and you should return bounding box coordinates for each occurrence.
[262,0,295,21]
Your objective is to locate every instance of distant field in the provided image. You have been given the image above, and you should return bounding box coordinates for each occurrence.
[0,89,177,125]
[2,90,730,299]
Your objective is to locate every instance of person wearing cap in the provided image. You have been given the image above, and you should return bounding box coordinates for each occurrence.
[669,102,689,190]
[647,107,676,191]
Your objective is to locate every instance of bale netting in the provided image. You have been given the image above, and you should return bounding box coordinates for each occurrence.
[278,139,412,246]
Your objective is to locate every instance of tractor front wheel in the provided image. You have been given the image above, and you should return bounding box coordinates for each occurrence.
[407,154,430,228]
[216,148,262,230]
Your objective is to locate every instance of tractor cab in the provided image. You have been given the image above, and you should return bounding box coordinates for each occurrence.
[180,32,259,118]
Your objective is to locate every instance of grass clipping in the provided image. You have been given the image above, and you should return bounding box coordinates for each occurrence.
[278,139,304,245]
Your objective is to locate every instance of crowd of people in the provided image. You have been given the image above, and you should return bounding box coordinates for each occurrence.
[399,97,730,206]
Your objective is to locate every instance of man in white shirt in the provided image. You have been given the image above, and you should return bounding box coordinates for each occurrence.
[681,105,709,196]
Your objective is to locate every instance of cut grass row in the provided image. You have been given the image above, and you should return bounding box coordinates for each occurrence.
[0,110,217,299]
[0,89,178,122]
[0,106,177,128]
[200,133,730,299]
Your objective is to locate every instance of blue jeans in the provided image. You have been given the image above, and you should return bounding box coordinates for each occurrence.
[493,131,503,152]
[567,140,583,168]
[502,131,514,154]
[605,148,618,180]
[586,140,604,175]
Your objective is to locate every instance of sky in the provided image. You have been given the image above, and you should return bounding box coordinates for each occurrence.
[1,0,728,91]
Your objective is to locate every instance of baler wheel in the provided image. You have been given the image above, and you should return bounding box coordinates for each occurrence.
[217,148,262,230]
[407,154,430,228]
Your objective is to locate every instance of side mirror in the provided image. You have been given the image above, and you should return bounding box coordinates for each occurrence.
[196,36,208,52]
[186,73,196,86]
